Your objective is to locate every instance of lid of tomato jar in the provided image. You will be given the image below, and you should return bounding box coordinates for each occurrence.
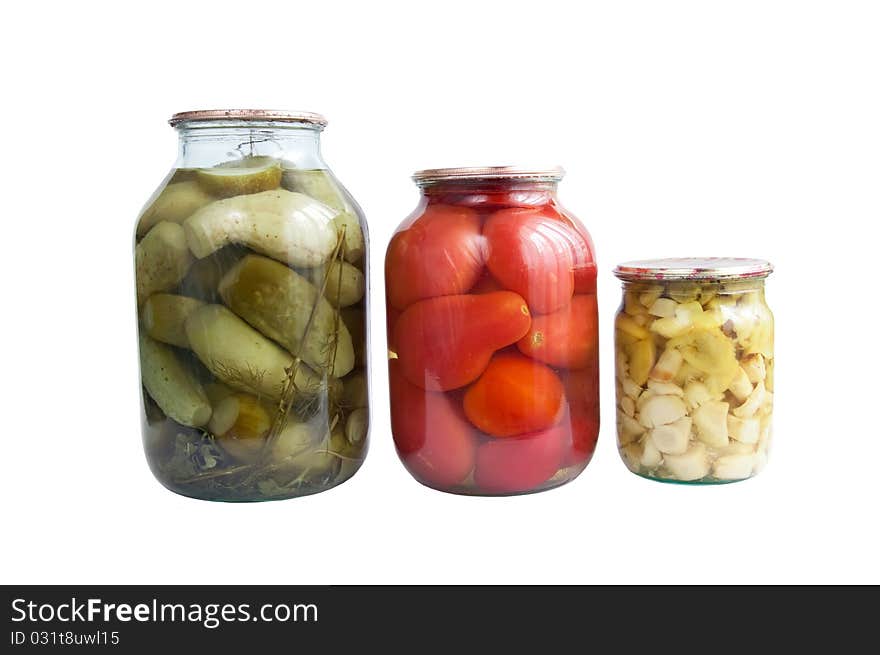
[412,165,564,185]
[168,109,328,127]
[613,257,773,282]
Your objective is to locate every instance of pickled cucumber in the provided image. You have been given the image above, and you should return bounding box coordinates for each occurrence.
[306,260,366,307]
[196,156,282,198]
[135,221,193,306]
[282,168,365,263]
[341,370,368,409]
[219,254,355,377]
[183,189,338,267]
[345,407,369,446]
[184,304,324,402]
[141,294,205,347]
[177,244,247,302]
[273,426,341,482]
[137,181,215,236]
[139,334,211,428]
[341,308,366,367]
[211,393,272,462]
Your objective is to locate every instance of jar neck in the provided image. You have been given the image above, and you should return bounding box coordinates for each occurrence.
[174,121,326,169]
[421,179,557,195]
[621,278,766,296]
[419,180,559,207]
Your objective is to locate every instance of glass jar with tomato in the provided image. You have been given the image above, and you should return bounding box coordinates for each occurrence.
[613,258,774,484]
[385,166,599,495]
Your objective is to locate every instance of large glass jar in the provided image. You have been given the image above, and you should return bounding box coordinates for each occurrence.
[134,110,369,501]
[385,166,599,495]
[612,258,774,484]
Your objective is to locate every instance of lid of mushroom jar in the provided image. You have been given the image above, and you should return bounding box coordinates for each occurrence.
[613,257,773,282]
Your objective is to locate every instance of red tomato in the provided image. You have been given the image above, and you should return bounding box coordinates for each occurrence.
[483,208,575,314]
[389,363,476,487]
[561,355,600,416]
[573,264,597,295]
[517,294,599,369]
[393,291,532,391]
[531,204,597,295]
[567,408,600,466]
[386,305,401,353]
[385,204,484,311]
[553,210,597,295]
[469,270,504,294]
[463,352,564,437]
[475,424,566,494]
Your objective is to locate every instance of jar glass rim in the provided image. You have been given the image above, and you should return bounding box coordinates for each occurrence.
[614,257,773,282]
[169,109,327,128]
[412,165,564,186]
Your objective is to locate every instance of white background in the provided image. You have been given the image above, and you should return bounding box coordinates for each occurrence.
[2,0,878,584]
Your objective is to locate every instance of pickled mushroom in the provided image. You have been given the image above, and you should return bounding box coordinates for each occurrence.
[650,417,692,455]
[219,254,355,378]
[139,334,211,428]
[713,454,755,480]
[135,221,193,306]
[663,443,710,481]
[184,304,325,402]
[692,400,730,448]
[640,436,663,468]
[183,189,338,267]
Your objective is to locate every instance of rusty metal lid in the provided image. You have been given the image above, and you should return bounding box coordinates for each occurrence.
[614,257,774,282]
[169,109,327,127]
[413,165,564,185]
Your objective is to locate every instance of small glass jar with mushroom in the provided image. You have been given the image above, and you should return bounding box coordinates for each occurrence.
[612,258,774,484]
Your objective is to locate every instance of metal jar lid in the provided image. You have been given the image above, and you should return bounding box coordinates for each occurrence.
[168,109,327,127]
[613,257,774,282]
[412,165,565,185]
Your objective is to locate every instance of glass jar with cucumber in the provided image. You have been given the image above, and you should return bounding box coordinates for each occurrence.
[134,110,369,501]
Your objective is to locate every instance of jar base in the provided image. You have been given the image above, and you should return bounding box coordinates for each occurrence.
[147,457,365,503]
[629,470,760,485]
[406,461,589,497]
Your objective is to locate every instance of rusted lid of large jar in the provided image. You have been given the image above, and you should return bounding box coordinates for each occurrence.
[614,257,773,282]
[413,165,564,185]
[168,109,327,127]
